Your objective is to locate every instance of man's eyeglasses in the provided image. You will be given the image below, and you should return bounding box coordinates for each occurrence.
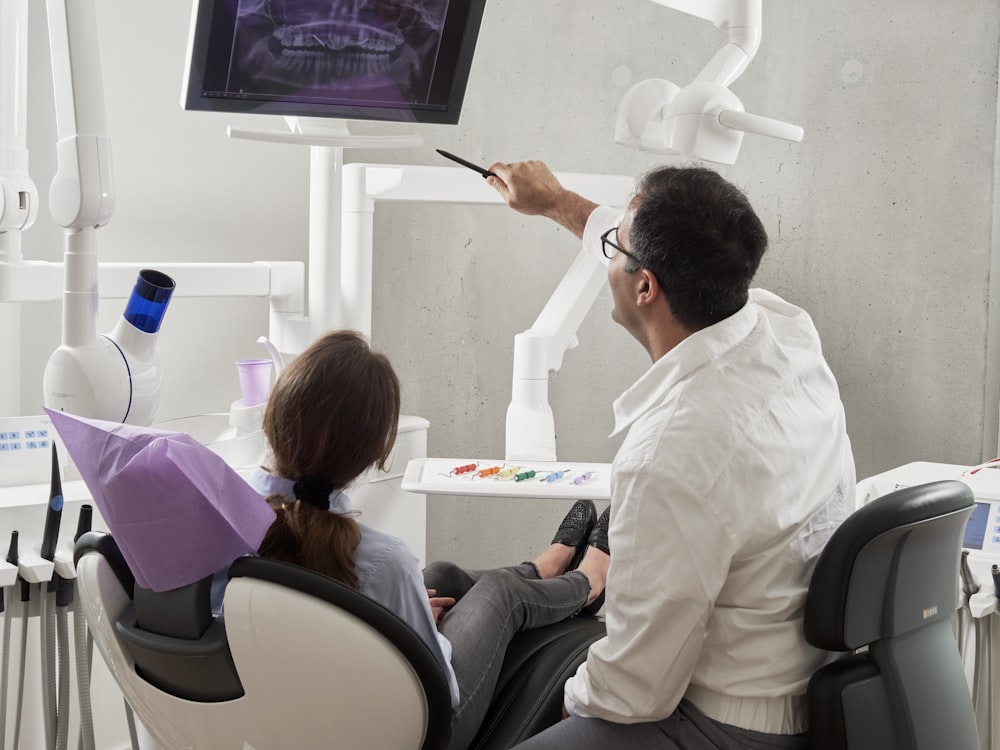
[601,226,637,262]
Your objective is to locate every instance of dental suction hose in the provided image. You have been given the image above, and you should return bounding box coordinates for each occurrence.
[73,506,95,750]
[1,531,19,750]
[13,559,28,750]
[40,444,63,750]
[43,268,175,425]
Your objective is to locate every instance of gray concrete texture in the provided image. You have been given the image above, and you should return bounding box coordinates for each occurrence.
[19,1,1000,569]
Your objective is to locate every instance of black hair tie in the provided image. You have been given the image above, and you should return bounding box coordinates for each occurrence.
[292,477,334,511]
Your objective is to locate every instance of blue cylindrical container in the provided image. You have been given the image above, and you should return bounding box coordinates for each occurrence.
[123,269,175,333]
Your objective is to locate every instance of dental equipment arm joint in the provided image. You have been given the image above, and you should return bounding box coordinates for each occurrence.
[616,0,802,164]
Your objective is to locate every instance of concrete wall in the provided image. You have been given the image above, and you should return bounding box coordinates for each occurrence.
[17,1,1000,569]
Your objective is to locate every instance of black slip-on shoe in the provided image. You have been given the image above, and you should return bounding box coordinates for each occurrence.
[551,499,598,571]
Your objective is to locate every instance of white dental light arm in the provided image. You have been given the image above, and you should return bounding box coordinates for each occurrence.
[649,0,761,87]
[617,0,803,164]
[508,4,768,459]
[41,0,172,425]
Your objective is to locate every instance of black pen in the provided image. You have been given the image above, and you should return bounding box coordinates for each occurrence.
[436,149,496,178]
[993,563,1000,600]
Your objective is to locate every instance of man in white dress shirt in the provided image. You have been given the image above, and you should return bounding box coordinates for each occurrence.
[487,161,856,749]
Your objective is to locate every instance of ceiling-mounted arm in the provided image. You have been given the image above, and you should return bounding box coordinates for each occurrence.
[616,0,800,165]
[649,0,761,87]
[647,0,756,27]
[45,0,114,230]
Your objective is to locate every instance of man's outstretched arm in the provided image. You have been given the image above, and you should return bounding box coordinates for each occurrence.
[487,160,598,240]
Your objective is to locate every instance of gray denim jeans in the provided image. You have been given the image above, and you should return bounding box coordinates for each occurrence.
[513,698,808,750]
[423,560,591,750]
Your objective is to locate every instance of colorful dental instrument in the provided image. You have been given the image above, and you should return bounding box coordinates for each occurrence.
[542,469,571,483]
[497,466,521,480]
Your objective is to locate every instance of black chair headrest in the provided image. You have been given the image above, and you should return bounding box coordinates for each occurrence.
[804,480,974,651]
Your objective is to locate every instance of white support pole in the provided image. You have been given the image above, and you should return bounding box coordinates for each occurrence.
[308,145,344,340]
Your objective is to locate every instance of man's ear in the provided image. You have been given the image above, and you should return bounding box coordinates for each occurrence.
[636,269,660,308]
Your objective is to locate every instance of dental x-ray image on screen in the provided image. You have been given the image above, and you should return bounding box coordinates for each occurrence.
[183,0,487,124]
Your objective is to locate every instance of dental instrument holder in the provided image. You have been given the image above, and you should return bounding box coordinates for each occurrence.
[614,0,803,164]
[0,532,17,591]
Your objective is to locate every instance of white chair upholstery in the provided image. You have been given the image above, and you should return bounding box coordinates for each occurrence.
[74,534,451,750]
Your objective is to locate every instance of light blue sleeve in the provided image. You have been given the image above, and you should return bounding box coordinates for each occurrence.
[357,527,461,707]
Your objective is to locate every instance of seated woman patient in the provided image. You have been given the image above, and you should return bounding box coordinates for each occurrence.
[251,329,610,750]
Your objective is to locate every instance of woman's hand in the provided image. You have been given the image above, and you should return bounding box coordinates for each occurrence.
[426,589,456,624]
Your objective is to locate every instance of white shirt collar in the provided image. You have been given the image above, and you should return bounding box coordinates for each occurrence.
[611,297,759,437]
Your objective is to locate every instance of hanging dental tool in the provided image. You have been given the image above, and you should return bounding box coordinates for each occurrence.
[1,531,20,750]
[72,505,95,750]
[38,443,65,750]
[5,529,29,750]
[39,0,175,425]
[614,0,803,164]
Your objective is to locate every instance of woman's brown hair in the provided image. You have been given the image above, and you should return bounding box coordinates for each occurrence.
[256,330,401,589]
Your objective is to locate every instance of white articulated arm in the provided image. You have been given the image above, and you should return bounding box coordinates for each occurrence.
[505,249,608,462]
[43,0,175,425]
[648,0,761,87]
[45,0,113,356]
[616,0,802,164]
[45,0,114,231]
[647,0,756,26]
[0,0,38,237]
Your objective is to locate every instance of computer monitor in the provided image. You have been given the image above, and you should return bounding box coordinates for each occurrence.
[182,0,488,125]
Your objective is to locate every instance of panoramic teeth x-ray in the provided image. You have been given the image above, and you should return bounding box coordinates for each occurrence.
[233,0,448,101]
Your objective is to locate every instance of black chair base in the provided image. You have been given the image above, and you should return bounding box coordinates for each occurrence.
[470,615,607,749]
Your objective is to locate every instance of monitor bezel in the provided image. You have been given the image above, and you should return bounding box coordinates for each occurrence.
[181,0,488,126]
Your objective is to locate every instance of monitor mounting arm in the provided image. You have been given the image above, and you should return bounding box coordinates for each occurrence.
[616,0,803,164]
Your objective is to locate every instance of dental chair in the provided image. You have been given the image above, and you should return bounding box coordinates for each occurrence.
[74,532,605,750]
[804,479,980,750]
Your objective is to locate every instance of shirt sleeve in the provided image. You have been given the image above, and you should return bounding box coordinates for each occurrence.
[364,539,461,708]
[563,458,735,722]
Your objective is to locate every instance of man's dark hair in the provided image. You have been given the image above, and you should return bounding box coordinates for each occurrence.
[627,166,768,330]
